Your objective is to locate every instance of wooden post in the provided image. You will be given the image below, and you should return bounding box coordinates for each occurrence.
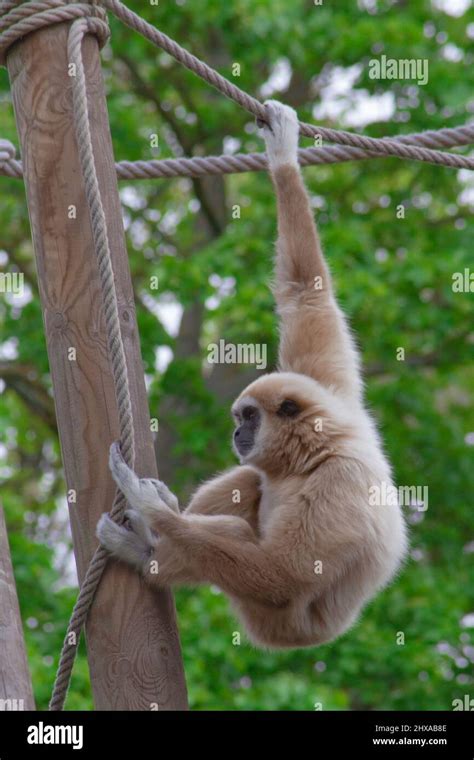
[5,12,188,709]
[0,505,35,710]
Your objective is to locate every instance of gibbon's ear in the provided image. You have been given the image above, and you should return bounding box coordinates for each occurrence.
[277,399,301,418]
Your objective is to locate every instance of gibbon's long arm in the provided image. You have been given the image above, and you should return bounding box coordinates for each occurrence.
[263,101,363,402]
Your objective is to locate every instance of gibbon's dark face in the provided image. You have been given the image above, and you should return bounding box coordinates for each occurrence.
[232,402,261,457]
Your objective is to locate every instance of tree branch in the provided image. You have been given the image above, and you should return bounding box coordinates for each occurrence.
[0,362,57,433]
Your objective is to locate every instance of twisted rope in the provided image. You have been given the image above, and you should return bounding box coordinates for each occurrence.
[2,133,474,180]
[48,16,135,711]
[0,0,109,64]
[0,142,392,178]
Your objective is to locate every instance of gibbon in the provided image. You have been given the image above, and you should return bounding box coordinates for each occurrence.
[97,100,407,649]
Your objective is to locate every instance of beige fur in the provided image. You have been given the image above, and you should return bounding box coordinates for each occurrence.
[97,100,407,649]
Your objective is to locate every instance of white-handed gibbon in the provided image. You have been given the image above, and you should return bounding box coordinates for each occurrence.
[97,100,407,648]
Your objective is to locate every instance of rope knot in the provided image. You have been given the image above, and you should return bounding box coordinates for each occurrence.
[0,0,110,67]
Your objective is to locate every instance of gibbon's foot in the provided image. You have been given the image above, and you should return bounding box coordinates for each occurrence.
[96,511,155,570]
[108,442,180,523]
[123,509,156,544]
[262,99,299,170]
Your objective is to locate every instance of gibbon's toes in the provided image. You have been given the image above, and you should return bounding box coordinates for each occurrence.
[124,509,157,545]
[150,479,180,513]
[262,99,299,168]
[109,441,128,484]
[96,513,125,550]
[97,513,153,568]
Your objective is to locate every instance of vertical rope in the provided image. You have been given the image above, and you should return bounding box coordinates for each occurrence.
[49,15,134,711]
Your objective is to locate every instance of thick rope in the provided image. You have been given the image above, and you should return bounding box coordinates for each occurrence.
[0,142,397,178]
[1,136,473,179]
[48,16,135,711]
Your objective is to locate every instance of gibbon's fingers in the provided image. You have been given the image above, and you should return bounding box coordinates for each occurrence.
[263,99,299,169]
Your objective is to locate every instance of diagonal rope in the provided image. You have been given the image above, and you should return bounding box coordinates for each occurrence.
[49,15,135,711]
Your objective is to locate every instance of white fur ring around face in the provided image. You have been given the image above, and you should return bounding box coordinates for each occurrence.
[262,99,300,169]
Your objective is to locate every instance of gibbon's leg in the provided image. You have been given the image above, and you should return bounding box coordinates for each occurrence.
[105,445,294,605]
[263,100,363,402]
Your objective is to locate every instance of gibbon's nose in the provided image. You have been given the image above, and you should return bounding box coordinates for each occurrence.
[233,426,254,455]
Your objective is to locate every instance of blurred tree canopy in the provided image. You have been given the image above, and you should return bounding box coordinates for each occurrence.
[0,0,473,710]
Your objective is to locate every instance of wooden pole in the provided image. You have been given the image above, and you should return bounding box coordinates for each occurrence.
[5,13,188,709]
[0,505,35,710]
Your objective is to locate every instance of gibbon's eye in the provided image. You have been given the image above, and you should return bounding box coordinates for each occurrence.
[242,405,257,421]
[277,399,301,418]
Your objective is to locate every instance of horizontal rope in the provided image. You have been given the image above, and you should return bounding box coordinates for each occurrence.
[1,137,474,180]
[0,139,398,179]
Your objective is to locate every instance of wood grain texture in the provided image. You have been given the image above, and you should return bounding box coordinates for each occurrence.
[6,19,188,710]
[0,505,35,710]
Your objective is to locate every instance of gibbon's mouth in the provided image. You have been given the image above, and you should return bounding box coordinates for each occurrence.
[233,437,254,457]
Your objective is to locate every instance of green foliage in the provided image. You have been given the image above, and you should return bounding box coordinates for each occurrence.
[1,0,473,711]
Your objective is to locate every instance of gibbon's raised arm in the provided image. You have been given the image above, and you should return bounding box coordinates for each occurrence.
[263,102,363,403]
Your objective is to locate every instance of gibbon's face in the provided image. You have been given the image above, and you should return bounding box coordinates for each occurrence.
[231,371,345,476]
